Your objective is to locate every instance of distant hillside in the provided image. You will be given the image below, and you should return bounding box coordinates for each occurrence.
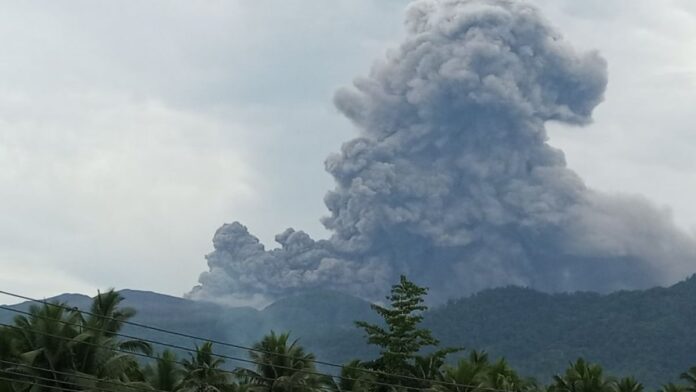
[2,276,695,387]
[425,275,696,387]
[0,288,376,369]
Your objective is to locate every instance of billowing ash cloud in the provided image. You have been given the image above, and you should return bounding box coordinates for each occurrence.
[187,0,696,307]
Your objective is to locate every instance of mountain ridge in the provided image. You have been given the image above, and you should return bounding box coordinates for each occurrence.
[1,276,695,387]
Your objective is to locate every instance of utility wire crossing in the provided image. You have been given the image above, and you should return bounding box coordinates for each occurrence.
[0,289,519,392]
[0,320,442,392]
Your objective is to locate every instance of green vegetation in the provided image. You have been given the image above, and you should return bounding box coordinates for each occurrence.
[0,278,695,392]
[353,275,460,390]
[241,330,325,392]
[424,276,696,386]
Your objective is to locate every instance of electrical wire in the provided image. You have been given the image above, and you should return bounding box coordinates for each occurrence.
[0,359,170,392]
[0,374,89,392]
[0,289,467,385]
[0,321,272,384]
[0,360,167,392]
[0,321,441,392]
[0,289,517,392]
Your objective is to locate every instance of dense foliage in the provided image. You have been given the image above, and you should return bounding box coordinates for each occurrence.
[354,275,460,390]
[424,276,696,386]
[1,279,695,392]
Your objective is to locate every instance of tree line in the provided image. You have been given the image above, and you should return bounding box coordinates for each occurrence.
[1,276,695,392]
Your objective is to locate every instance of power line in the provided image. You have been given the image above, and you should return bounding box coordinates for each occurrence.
[0,321,435,392]
[1,288,438,375]
[0,321,269,384]
[0,290,466,389]
[0,289,506,392]
[0,305,356,389]
[0,374,88,392]
[0,311,534,392]
[0,359,162,392]
[0,304,265,370]
[0,289,514,392]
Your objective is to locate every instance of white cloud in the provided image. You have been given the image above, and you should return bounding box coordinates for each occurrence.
[0,0,695,298]
[0,91,257,295]
[533,0,696,232]
[0,0,407,298]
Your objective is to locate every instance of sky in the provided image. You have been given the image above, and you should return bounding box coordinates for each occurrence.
[0,0,694,301]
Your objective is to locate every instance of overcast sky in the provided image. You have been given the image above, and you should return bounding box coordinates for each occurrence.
[0,0,694,302]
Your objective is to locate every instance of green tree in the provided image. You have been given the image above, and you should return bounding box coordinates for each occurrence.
[681,367,696,392]
[5,302,81,391]
[73,289,152,376]
[660,383,687,392]
[549,359,614,392]
[0,290,152,391]
[179,341,230,392]
[612,377,643,392]
[144,350,184,391]
[70,290,151,390]
[437,351,490,392]
[242,331,326,392]
[483,357,534,392]
[335,359,375,392]
[0,325,19,391]
[355,275,458,390]
[434,350,535,392]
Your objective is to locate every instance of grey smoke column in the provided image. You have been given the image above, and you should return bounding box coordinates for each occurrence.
[188,0,696,307]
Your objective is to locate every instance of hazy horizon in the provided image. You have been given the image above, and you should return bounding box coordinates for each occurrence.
[1,0,695,302]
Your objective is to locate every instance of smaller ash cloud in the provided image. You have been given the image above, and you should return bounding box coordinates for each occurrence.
[187,0,696,307]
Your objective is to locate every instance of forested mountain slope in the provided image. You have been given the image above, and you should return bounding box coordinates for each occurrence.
[425,276,696,386]
[2,276,694,387]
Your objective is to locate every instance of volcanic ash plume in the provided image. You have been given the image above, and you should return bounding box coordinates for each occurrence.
[187,0,696,307]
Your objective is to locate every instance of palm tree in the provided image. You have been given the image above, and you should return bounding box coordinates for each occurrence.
[0,291,153,392]
[0,325,15,363]
[549,359,614,392]
[5,302,81,391]
[333,359,375,392]
[73,290,152,376]
[660,383,687,392]
[144,349,184,391]
[437,351,490,392]
[681,367,696,392]
[0,325,17,391]
[435,351,538,392]
[179,341,230,392]
[412,353,445,387]
[69,290,151,390]
[612,377,643,392]
[483,358,535,392]
[243,331,325,392]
